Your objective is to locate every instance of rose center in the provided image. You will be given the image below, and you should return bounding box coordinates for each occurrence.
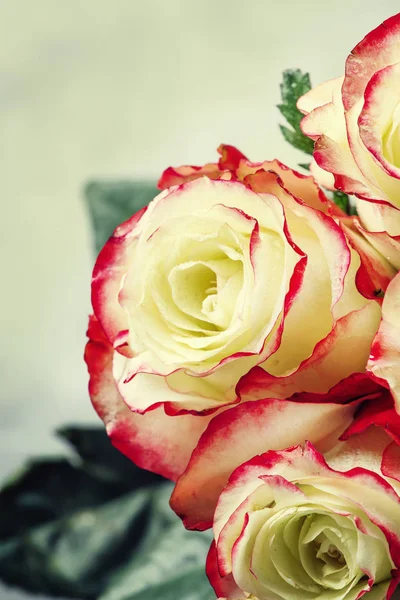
[297,513,354,590]
[169,263,217,320]
[168,256,243,330]
[313,537,345,567]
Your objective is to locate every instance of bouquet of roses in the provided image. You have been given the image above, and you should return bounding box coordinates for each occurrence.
[85,12,400,600]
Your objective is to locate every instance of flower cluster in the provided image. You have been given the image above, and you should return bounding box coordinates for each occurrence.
[85,13,400,600]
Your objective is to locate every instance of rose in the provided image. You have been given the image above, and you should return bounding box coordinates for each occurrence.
[206,430,400,600]
[298,13,400,270]
[297,14,400,414]
[86,145,381,480]
[89,146,379,413]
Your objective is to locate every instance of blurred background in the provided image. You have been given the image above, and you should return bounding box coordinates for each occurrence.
[2,1,400,598]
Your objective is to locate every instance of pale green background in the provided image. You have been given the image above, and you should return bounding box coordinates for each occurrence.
[1,1,400,598]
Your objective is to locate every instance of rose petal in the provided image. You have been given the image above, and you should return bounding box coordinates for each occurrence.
[289,372,384,405]
[85,316,212,481]
[340,217,397,300]
[92,207,147,347]
[206,541,244,600]
[239,302,381,401]
[358,63,400,182]
[218,144,248,171]
[382,442,400,483]
[354,202,400,270]
[368,272,400,412]
[297,77,344,115]
[170,399,356,529]
[342,13,400,111]
[340,392,400,445]
[158,162,224,189]
[309,158,336,192]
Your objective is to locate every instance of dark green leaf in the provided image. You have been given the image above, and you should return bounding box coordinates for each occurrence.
[278,69,312,129]
[0,429,213,600]
[349,203,358,216]
[278,69,314,155]
[84,181,158,253]
[298,162,310,171]
[57,426,164,488]
[0,458,125,541]
[332,190,351,214]
[111,567,213,600]
[101,519,212,600]
[279,124,314,155]
[0,487,164,598]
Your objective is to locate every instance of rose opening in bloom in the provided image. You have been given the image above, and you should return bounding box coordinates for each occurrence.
[89,146,379,411]
[298,14,400,416]
[298,13,400,271]
[207,433,400,600]
[99,175,293,413]
[86,145,381,479]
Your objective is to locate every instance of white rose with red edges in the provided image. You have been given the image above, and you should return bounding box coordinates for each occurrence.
[298,13,400,271]
[86,145,380,481]
[297,14,400,418]
[206,430,400,600]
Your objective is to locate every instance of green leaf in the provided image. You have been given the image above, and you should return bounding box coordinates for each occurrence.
[0,428,213,600]
[349,203,358,217]
[112,567,213,600]
[0,482,213,600]
[101,519,212,600]
[278,69,314,155]
[0,458,125,541]
[84,181,158,253]
[298,162,310,171]
[332,190,351,214]
[0,487,162,598]
[57,425,164,488]
[278,69,312,130]
[279,125,314,154]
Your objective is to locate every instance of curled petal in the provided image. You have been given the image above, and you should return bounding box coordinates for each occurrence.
[206,541,243,600]
[309,158,336,191]
[217,144,248,171]
[354,200,400,270]
[239,302,381,401]
[289,372,384,404]
[158,163,225,189]
[340,217,397,300]
[358,63,400,182]
[157,144,248,190]
[340,392,400,445]
[342,13,400,111]
[91,207,147,347]
[85,316,212,481]
[297,77,343,115]
[382,442,400,483]
[368,273,400,412]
